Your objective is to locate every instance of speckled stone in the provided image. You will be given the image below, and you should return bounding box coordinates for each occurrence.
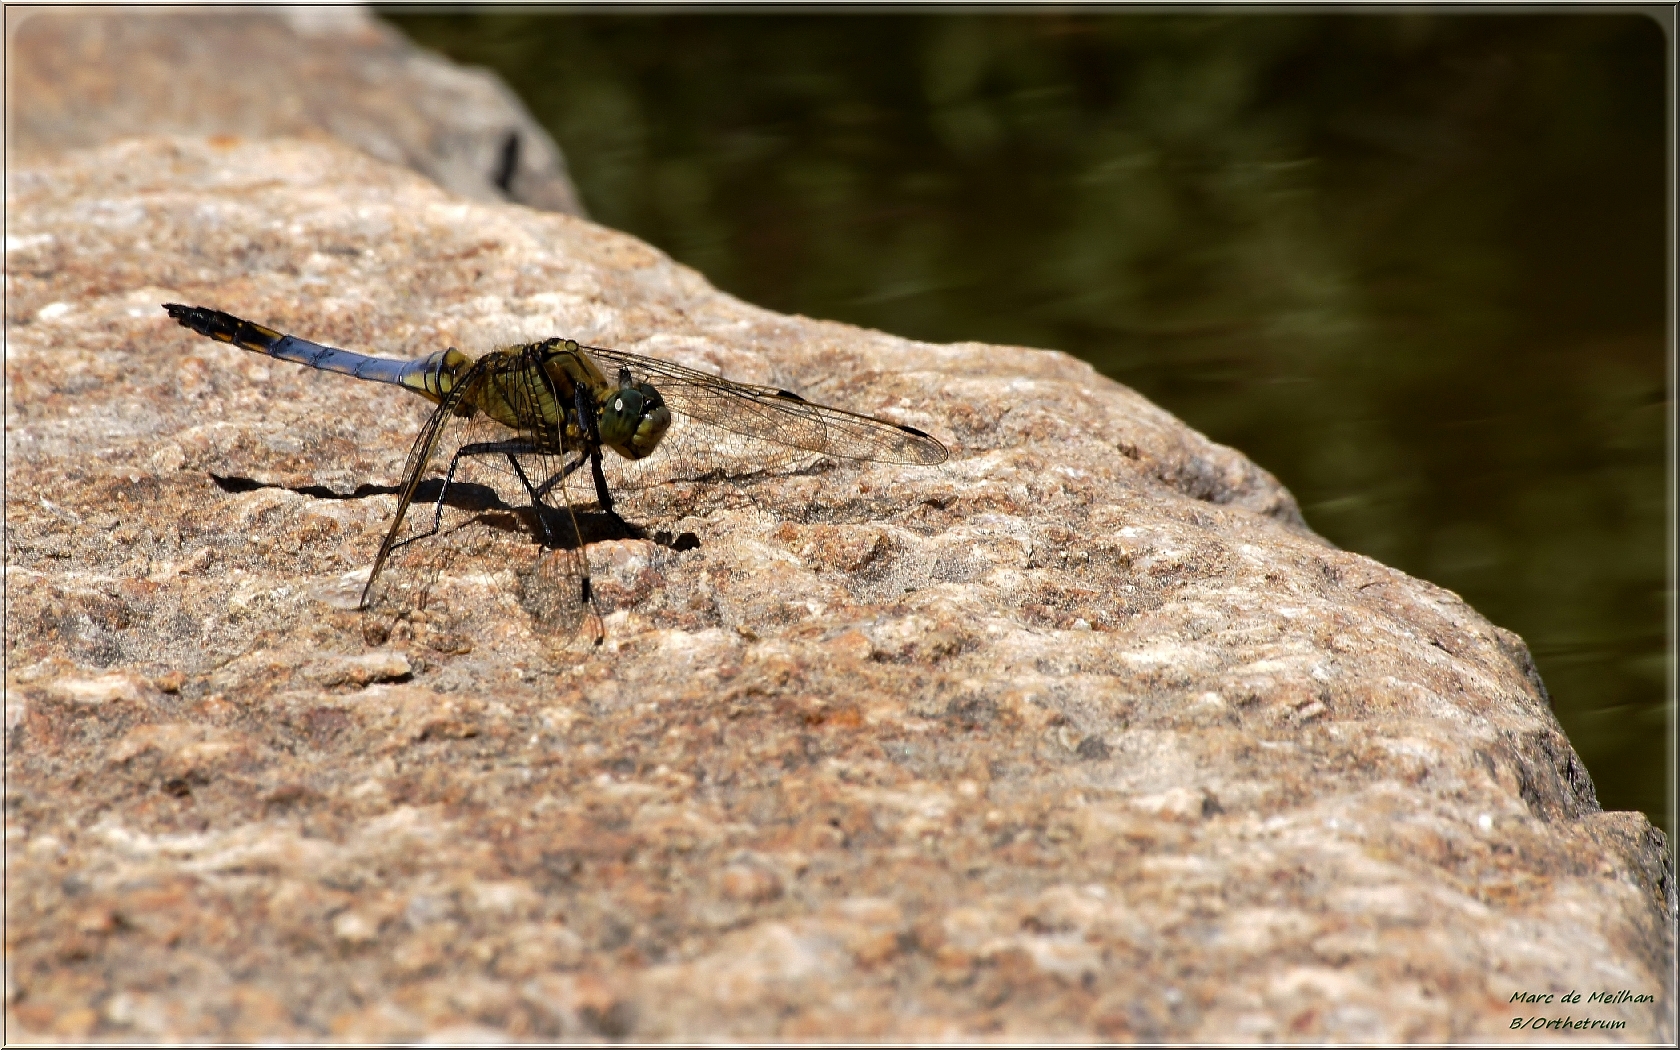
[5,137,1671,1042]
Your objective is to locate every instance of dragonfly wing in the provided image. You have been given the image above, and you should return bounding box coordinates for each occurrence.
[583,346,948,466]
[515,546,602,645]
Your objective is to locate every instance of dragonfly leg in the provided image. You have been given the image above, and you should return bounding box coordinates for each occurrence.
[530,452,642,542]
[571,383,617,516]
[589,450,615,516]
[505,452,599,638]
[391,439,534,555]
[532,452,591,502]
[503,452,560,548]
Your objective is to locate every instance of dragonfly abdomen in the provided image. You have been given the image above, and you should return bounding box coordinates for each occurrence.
[164,303,470,403]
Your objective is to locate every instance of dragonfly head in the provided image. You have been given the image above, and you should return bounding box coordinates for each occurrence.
[597,366,671,460]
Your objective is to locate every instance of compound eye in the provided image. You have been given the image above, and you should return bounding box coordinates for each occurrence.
[597,387,649,448]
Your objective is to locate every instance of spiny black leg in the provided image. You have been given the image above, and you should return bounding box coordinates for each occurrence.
[589,449,614,516]
[507,448,598,640]
[392,438,535,555]
[533,452,591,502]
[535,452,642,542]
[504,452,558,547]
[571,383,617,516]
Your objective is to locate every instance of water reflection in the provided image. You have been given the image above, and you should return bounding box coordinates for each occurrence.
[383,11,1670,832]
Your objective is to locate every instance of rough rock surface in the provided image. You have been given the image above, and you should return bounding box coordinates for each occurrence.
[6,6,584,216]
[5,137,1672,1042]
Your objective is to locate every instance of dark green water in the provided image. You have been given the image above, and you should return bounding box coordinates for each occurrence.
[383,11,1672,834]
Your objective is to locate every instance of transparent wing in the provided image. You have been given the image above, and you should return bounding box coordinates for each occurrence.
[580,345,949,466]
[363,351,601,647]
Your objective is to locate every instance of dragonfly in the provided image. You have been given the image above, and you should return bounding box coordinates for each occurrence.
[162,304,947,646]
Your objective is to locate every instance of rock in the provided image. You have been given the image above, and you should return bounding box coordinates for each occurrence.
[4,136,1670,1041]
[6,6,584,215]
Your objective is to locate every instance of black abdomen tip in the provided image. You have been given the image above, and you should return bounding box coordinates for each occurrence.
[163,303,280,349]
[163,302,223,337]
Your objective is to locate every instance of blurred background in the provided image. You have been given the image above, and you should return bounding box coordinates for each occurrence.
[381,11,1671,830]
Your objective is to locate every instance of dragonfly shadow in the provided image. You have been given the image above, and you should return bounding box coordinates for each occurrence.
[211,473,400,501]
[208,473,695,553]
